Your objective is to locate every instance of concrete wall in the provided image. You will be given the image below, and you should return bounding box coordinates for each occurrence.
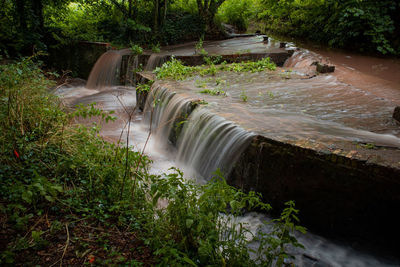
[228,135,400,250]
[47,42,111,79]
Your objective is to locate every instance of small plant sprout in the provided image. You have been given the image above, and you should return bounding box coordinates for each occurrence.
[199,88,226,96]
[195,36,204,54]
[240,90,248,102]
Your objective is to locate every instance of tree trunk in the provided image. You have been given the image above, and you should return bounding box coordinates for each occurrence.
[32,0,44,33]
[163,0,167,26]
[154,0,159,32]
[15,0,27,31]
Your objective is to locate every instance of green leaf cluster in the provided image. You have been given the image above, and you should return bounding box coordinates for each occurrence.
[154,57,277,80]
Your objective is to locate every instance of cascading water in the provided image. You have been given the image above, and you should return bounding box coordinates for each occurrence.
[143,84,194,147]
[124,55,139,86]
[176,108,255,180]
[142,84,254,180]
[86,48,131,89]
[144,53,167,71]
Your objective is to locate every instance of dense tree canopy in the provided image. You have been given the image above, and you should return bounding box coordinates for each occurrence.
[0,0,399,57]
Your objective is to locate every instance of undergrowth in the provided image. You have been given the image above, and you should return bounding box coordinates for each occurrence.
[0,57,305,266]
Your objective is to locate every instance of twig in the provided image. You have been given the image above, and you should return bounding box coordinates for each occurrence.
[116,95,136,200]
[59,223,70,267]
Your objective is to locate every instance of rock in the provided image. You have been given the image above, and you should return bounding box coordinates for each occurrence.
[316,62,335,73]
[263,36,269,42]
[65,77,87,87]
[393,106,400,123]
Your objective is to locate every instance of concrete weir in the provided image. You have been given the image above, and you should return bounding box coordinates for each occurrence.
[55,35,400,263]
[229,135,400,249]
[136,58,400,251]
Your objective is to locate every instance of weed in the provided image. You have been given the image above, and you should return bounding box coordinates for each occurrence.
[240,90,248,102]
[130,44,143,55]
[204,55,223,65]
[199,88,226,96]
[362,143,376,149]
[136,80,154,93]
[154,57,199,80]
[220,57,277,72]
[195,36,204,54]
[151,43,161,53]
[195,79,208,88]
[154,57,277,81]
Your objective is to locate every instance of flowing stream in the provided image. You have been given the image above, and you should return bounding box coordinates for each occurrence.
[56,36,400,266]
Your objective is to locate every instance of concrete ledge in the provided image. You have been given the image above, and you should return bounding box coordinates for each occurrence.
[135,65,400,251]
[229,135,400,249]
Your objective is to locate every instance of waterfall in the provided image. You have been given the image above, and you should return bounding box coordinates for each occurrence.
[144,54,168,71]
[86,49,131,89]
[123,55,139,86]
[143,84,194,147]
[176,108,254,180]
[143,84,255,180]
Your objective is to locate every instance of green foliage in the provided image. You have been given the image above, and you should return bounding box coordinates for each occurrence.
[258,0,400,55]
[130,44,144,55]
[195,36,204,52]
[199,88,227,96]
[204,55,223,65]
[218,0,256,31]
[159,13,205,45]
[136,80,154,93]
[220,57,277,72]
[240,90,248,102]
[151,43,161,53]
[154,57,200,80]
[255,201,306,265]
[155,57,277,80]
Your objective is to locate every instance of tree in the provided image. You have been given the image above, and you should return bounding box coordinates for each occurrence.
[196,0,225,33]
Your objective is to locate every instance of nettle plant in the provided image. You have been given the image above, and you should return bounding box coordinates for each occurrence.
[146,169,306,266]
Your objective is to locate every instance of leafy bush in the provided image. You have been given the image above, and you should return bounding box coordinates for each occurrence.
[154,57,277,80]
[258,0,400,55]
[221,57,277,72]
[218,0,255,31]
[130,44,144,55]
[148,169,305,266]
[154,57,200,80]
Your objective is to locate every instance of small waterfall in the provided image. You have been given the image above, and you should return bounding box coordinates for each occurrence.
[124,55,139,86]
[144,54,168,71]
[143,85,194,146]
[177,108,255,180]
[143,84,254,180]
[86,49,131,89]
